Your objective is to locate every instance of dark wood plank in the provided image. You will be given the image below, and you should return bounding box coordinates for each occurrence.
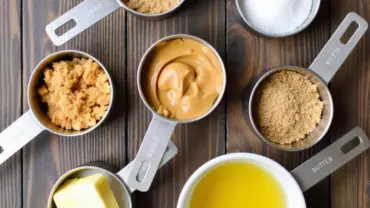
[126,0,226,207]
[226,1,331,208]
[329,1,370,207]
[0,1,22,208]
[22,0,126,207]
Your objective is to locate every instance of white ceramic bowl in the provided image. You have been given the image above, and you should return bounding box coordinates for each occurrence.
[176,153,306,208]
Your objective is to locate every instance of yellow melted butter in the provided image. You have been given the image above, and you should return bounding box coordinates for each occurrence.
[189,162,286,208]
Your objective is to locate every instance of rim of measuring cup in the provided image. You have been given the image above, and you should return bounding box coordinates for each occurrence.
[137,34,227,124]
[27,50,114,137]
[235,0,321,38]
[47,165,133,208]
[119,0,186,18]
[248,66,334,152]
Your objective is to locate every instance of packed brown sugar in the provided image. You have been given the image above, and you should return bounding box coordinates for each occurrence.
[37,58,111,131]
[124,0,180,14]
[254,71,324,144]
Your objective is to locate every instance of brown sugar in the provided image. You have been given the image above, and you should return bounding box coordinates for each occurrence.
[38,58,111,131]
[254,71,324,144]
[124,0,180,14]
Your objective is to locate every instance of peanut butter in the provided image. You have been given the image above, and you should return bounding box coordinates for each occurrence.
[142,38,223,120]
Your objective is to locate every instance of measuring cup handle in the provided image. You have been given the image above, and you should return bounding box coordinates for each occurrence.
[0,110,45,166]
[125,115,176,192]
[45,0,121,46]
[291,127,370,192]
[117,140,178,193]
[309,12,368,83]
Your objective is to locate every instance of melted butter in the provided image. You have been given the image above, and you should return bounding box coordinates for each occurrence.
[189,162,286,208]
[142,38,223,120]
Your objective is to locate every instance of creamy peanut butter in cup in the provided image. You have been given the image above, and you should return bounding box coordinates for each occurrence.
[142,38,224,120]
[126,35,226,192]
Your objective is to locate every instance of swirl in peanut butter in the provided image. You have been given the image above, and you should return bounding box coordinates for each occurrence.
[142,38,223,120]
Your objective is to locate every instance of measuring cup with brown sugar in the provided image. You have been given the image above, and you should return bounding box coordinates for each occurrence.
[0,50,115,166]
[45,0,186,46]
[247,12,368,151]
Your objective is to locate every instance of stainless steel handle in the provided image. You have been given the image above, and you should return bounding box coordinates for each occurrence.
[45,0,121,46]
[117,140,178,193]
[0,110,45,166]
[126,115,176,192]
[309,12,368,83]
[291,127,370,192]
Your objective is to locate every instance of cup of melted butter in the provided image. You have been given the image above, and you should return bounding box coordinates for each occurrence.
[178,127,370,208]
[177,153,297,208]
[188,162,286,208]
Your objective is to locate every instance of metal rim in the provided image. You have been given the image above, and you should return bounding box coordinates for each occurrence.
[137,34,227,124]
[248,66,334,152]
[235,0,322,38]
[27,50,115,137]
[47,165,133,208]
[119,0,186,18]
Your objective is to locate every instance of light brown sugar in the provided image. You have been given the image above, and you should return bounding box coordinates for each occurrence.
[38,58,111,131]
[254,71,324,144]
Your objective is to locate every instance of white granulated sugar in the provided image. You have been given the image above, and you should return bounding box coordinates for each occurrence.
[240,0,313,35]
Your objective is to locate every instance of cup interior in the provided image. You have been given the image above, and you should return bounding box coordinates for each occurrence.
[235,0,321,37]
[119,0,186,18]
[28,50,114,136]
[249,66,333,151]
[137,34,226,123]
[176,153,306,208]
[47,165,132,208]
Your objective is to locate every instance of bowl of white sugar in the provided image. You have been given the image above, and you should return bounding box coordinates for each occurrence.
[236,0,321,37]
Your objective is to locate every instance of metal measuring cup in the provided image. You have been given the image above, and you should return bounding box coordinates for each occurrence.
[47,141,178,208]
[0,50,114,166]
[177,127,370,208]
[125,34,227,192]
[247,12,368,151]
[45,0,186,46]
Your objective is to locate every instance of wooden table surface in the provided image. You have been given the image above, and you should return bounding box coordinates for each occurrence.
[0,0,369,207]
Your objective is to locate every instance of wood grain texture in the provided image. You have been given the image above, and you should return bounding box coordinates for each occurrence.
[22,0,126,207]
[0,1,22,208]
[330,1,370,208]
[126,0,226,207]
[226,0,331,207]
[0,0,369,207]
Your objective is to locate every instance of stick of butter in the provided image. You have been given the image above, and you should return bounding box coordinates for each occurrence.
[53,178,79,208]
[53,174,120,208]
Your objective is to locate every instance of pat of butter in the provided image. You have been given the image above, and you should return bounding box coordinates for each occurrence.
[53,178,79,208]
[53,174,119,208]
